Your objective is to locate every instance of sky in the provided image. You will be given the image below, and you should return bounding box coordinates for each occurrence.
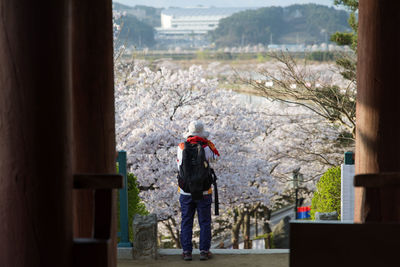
[113,0,336,8]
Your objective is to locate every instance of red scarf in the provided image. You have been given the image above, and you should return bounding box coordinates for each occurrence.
[187,136,220,157]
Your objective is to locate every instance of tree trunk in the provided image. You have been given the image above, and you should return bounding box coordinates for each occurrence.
[171,218,181,249]
[231,208,244,249]
[242,208,251,249]
[158,234,162,248]
[164,219,181,249]
[262,207,272,249]
[255,212,258,237]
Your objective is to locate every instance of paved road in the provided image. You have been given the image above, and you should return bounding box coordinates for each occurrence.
[211,205,295,248]
[270,205,295,226]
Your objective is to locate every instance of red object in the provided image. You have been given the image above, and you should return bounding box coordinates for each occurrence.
[186,136,220,156]
[297,206,311,212]
[297,206,311,219]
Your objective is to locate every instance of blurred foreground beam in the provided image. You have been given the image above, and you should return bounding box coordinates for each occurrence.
[290,221,400,266]
[0,1,71,266]
[355,1,400,222]
[71,0,117,266]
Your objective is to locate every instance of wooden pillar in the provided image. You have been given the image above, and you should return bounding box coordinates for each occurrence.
[70,0,117,265]
[0,1,72,266]
[355,1,400,222]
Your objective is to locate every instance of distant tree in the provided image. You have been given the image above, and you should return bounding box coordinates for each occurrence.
[209,4,350,47]
[113,3,162,27]
[116,14,155,48]
[241,52,356,139]
[331,0,358,49]
[132,5,162,27]
[330,0,358,85]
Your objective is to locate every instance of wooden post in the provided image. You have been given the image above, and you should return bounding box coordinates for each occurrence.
[70,0,117,265]
[0,1,72,266]
[117,151,132,247]
[355,1,400,222]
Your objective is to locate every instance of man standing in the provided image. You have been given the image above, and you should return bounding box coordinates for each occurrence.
[177,121,219,261]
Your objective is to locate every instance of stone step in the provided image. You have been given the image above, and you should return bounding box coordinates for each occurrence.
[118,247,289,260]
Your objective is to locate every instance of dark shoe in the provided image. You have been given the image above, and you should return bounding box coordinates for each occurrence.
[200,250,212,261]
[182,251,192,261]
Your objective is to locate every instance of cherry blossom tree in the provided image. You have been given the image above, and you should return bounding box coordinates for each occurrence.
[113,56,347,248]
[114,62,279,245]
[112,13,347,248]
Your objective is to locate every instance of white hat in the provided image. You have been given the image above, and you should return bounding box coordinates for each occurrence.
[183,120,210,139]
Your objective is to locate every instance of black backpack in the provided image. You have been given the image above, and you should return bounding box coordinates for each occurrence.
[178,141,212,200]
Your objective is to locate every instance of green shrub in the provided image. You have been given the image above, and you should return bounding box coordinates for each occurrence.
[306,51,335,61]
[311,166,341,219]
[196,50,210,60]
[117,173,148,242]
[215,51,233,60]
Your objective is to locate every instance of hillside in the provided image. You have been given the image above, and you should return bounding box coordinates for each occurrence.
[115,15,155,48]
[209,4,350,47]
[113,3,162,48]
[113,3,162,27]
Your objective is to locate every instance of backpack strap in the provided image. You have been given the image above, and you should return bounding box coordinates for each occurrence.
[211,168,219,215]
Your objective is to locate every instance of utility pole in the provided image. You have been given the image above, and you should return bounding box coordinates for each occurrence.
[293,168,301,219]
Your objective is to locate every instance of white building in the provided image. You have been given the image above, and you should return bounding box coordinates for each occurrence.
[156,7,251,39]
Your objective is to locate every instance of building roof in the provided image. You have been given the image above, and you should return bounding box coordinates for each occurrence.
[162,7,253,17]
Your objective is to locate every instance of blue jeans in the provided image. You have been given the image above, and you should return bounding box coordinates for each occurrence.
[179,194,212,252]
